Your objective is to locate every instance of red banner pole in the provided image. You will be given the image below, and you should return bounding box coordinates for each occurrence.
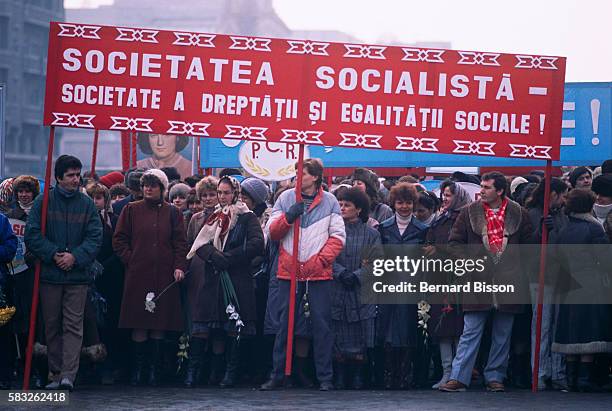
[131,132,137,168]
[91,129,99,176]
[23,126,55,390]
[285,143,305,376]
[532,159,552,393]
[120,131,130,171]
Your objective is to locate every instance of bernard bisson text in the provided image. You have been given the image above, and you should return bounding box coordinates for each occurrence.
[372,282,515,294]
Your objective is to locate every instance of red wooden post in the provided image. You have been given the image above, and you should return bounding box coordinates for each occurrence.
[23,126,55,390]
[285,143,305,376]
[120,131,130,171]
[130,132,137,168]
[91,129,99,175]
[532,160,552,392]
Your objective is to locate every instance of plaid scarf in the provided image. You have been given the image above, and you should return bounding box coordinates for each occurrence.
[482,198,508,254]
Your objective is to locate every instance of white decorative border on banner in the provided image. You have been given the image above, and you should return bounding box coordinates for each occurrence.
[51,113,96,128]
[286,40,330,56]
[167,121,210,136]
[508,144,552,159]
[453,140,496,155]
[401,48,445,63]
[225,125,268,140]
[110,117,154,132]
[395,136,439,152]
[115,28,159,43]
[343,44,386,60]
[457,51,500,66]
[515,55,558,70]
[229,36,272,52]
[58,23,101,40]
[172,32,216,47]
[338,133,382,149]
[280,129,324,145]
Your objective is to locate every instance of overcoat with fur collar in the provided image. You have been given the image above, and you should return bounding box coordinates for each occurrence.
[448,198,533,313]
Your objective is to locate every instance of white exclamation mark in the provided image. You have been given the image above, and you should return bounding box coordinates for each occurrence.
[539,114,546,135]
[591,99,600,145]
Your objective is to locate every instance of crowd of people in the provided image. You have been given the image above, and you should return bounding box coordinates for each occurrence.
[0,152,611,393]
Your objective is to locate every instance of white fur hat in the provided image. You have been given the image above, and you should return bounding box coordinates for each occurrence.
[141,169,169,193]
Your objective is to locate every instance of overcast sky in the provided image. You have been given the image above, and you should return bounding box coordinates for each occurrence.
[64,0,611,82]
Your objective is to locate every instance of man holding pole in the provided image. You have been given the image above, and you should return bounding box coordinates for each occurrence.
[260,158,345,391]
[25,155,102,391]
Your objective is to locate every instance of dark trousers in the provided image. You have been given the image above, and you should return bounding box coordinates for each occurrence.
[39,283,88,383]
[271,279,333,383]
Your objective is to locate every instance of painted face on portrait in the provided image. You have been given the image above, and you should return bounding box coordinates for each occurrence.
[149,134,178,161]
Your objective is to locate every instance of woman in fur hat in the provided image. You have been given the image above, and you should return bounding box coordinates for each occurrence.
[4,176,45,387]
[113,169,188,386]
[185,176,264,388]
[351,168,393,224]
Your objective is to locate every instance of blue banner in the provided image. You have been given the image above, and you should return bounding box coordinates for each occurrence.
[201,82,611,168]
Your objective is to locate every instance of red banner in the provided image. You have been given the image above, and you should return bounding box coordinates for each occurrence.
[43,22,566,160]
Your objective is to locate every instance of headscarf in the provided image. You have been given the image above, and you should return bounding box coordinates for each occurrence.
[187,176,251,258]
[445,182,472,212]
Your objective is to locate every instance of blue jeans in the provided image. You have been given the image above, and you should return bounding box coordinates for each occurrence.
[450,310,514,386]
[270,280,333,383]
[530,285,566,383]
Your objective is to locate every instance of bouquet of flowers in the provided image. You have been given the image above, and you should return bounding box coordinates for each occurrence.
[220,271,243,339]
[417,300,431,344]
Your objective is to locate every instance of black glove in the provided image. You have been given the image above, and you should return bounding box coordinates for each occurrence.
[210,251,229,271]
[285,201,305,224]
[339,270,357,287]
[542,215,554,232]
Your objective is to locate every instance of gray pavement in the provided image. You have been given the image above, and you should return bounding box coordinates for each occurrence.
[55,387,612,410]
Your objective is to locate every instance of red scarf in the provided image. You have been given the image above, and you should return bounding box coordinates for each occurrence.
[482,198,508,254]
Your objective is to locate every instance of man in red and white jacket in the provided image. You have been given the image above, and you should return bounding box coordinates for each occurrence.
[261,159,345,391]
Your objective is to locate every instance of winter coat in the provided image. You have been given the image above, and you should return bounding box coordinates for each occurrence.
[113,200,187,331]
[526,206,569,286]
[376,214,428,347]
[425,210,464,339]
[25,188,102,285]
[94,211,124,328]
[552,214,612,354]
[448,199,533,313]
[5,206,38,334]
[186,208,216,245]
[371,202,393,224]
[190,211,264,324]
[0,212,18,283]
[269,188,345,281]
[332,220,383,323]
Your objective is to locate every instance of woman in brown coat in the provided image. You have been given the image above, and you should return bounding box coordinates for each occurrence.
[423,180,472,389]
[186,176,264,388]
[113,169,188,386]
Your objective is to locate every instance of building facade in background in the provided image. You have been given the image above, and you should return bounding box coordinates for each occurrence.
[1,0,449,177]
[0,0,64,178]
